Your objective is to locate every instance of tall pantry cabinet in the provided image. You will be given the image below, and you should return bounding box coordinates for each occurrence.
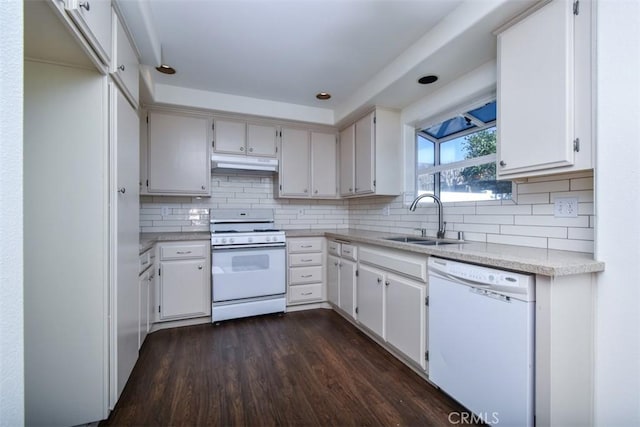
[24,1,140,425]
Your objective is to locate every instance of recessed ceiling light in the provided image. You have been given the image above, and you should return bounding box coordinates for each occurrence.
[156,64,176,75]
[316,92,331,100]
[418,75,438,85]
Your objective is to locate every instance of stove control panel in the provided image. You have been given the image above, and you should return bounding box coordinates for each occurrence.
[211,232,286,246]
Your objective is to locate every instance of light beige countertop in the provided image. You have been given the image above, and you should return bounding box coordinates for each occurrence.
[285,228,605,277]
[139,232,211,253]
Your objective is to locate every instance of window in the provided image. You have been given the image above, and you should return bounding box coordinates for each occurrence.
[416,101,511,202]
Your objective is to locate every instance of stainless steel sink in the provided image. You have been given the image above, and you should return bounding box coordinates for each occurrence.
[383,236,462,246]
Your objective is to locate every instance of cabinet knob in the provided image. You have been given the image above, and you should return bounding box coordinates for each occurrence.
[385,281,390,287]
[118,65,125,72]
[197,265,203,270]
[499,160,507,167]
[377,277,382,284]
[314,189,318,194]
[304,189,308,193]
[249,147,254,152]
[118,187,126,194]
[201,185,206,190]
[349,188,353,192]
[240,146,245,152]
[79,1,90,11]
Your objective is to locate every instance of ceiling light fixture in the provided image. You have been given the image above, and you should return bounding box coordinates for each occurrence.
[418,75,438,85]
[316,92,331,100]
[155,45,176,75]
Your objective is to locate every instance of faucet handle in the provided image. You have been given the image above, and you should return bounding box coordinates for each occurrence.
[413,227,427,237]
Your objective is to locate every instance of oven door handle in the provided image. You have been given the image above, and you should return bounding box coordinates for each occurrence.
[212,243,286,250]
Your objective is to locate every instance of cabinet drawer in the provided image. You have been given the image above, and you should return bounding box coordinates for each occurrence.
[139,250,152,274]
[288,283,323,304]
[288,238,323,253]
[327,240,341,256]
[160,243,207,260]
[289,253,322,267]
[289,266,323,284]
[341,244,357,261]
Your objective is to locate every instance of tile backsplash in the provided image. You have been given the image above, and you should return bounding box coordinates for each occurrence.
[140,170,595,253]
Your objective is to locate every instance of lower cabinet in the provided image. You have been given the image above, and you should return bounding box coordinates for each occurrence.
[157,241,211,321]
[356,245,428,369]
[327,240,358,318]
[287,237,325,305]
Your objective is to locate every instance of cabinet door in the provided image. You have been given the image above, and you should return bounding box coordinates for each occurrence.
[213,118,246,155]
[138,270,149,349]
[311,131,337,197]
[354,112,375,194]
[159,259,210,320]
[339,259,357,319]
[112,11,139,106]
[497,0,575,177]
[357,264,384,337]
[113,87,140,402]
[65,0,112,65]
[385,274,426,368]
[247,123,277,157]
[147,111,210,195]
[339,125,355,196]
[327,254,340,305]
[279,127,310,196]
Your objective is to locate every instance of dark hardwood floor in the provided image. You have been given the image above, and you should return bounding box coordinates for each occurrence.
[103,309,477,426]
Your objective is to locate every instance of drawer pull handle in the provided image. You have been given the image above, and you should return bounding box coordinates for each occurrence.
[301,274,313,278]
[176,251,192,255]
[300,245,313,248]
[141,260,149,266]
[301,292,313,296]
[300,258,313,262]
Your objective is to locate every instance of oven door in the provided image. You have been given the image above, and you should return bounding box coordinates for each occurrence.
[212,245,286,302]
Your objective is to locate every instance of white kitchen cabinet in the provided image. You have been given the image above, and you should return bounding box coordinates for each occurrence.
[497,0,593,179]
[327,240,357,319]
[157,241,211,321]
[64,0,112,66]
[339,125,355,196]
[278,127,337,199]
[357,264,385,337]
[339,108,401,197]
[213,118,278,157]
[287,237,325,305]
[146,110,211,196]
[357,245,427,369]
[111,83,140,406]
[138,247,155,349]
[385,274,426,369]
[110,9,139,107]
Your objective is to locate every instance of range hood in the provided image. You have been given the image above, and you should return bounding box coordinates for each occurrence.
[211,153,278,174]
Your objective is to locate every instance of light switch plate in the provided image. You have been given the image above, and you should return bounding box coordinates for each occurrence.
[554,197,579,218]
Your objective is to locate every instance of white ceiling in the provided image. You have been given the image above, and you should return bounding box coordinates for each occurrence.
[118,0,536,123]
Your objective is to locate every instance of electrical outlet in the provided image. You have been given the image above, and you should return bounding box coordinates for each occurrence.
[554,197,579,218]
[161,206,170,217]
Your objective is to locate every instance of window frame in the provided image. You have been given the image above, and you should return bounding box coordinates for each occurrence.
[415,99,507,202]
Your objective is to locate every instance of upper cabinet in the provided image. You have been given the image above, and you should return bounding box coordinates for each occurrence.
[145,110,211,196]
[339,108,402,197]
[64,0,112,67]
[497,0,593,179]
[213,118,278,157]
[277,127,338,199]
[110,9,139,107]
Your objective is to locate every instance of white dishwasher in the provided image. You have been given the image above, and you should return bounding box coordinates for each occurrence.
[428,257,535,427]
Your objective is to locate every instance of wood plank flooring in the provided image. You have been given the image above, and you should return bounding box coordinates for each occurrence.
[103,309,478,426]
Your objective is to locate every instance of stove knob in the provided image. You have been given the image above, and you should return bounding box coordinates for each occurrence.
[222,238,227,244]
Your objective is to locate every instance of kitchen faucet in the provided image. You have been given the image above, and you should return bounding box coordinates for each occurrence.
[409,194,446,239]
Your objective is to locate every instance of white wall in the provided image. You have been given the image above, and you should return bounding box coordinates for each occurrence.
[594,0,640,424]
[0,1,24,425]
